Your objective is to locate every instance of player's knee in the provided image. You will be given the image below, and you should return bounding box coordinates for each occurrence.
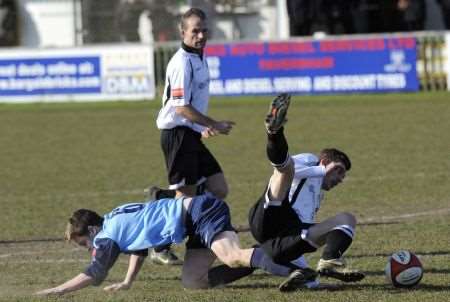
[219,253,244,268]
[264,247,287,264]
[225,259,242,268]
[212,187,228,199]
[337,212,356,227]
[221,257,240,268]
[276,158,294,174]
[181,273,209,289]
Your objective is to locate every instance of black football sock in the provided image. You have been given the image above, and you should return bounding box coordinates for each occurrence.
[266,127,289,167]
[321,229,353,260]
[156,189,176,199]
[250,248,292,276]
[153,244,172,253]
[208,265,255,287]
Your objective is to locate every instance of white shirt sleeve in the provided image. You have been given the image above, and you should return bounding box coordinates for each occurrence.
[168,59,193,107]
[192,123,206,133]
[294,164,326,178]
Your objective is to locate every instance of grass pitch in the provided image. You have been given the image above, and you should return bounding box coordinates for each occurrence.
[0,92,449,301]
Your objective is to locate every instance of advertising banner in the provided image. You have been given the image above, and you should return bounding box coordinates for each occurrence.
[0,44,155,103]
[206,37,418,95]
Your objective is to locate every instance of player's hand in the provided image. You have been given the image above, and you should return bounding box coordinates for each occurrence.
[324,161,345,174]
[213,120,235,135]
[202,127,219,138]
[103,281,131,292]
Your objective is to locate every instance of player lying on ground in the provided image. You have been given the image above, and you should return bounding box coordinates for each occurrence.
[35,192,301,296]
[247,93,365,291]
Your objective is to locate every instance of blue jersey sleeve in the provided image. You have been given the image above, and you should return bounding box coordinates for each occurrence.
[84,238,121,286]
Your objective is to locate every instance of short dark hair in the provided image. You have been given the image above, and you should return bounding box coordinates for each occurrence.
[319,148,351,171]
[180,7,207,30]
[65,209,103,241]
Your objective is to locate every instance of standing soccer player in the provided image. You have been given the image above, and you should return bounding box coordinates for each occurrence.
[151,8,234,265]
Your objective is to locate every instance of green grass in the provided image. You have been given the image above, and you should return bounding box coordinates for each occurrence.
[0,92,449,301]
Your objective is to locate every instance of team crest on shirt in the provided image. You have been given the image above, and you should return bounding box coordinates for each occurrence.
[198,82,207,89]
[171,88,184,100]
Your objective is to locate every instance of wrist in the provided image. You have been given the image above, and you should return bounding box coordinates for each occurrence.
[207,120,217,129]
[53,287,65,295]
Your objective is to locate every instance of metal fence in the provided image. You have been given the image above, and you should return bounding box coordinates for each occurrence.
[153,32,448,92]
[416,33,447,91]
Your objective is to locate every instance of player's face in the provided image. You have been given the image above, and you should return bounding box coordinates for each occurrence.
[182,16,208,49]
[322,162,346,191]
[72,235,94,251]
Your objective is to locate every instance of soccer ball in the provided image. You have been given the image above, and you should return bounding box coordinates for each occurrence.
[385,250,423,288]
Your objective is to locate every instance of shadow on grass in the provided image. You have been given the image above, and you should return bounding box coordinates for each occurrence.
[227,282,450,292]
[358,221,401,226]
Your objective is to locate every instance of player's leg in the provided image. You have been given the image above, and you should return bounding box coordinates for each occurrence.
[183,225,256,288]
[188,194,295,285]
[182,248,217,289]
[251,93,294,236]
[289,255,320,289]
[210,231,253,267]
[160,126,201,198]
[265,93,294,202]
[151,127,203,265]
[303,212,365,282]
[199,145,228,199]
[204,172,228,199]
[202,195,318,290]
[150,244,182,265]
[210,231,317,292]
[210,231,290,275]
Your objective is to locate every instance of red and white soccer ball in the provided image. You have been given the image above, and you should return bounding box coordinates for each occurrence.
[385,250,423,288]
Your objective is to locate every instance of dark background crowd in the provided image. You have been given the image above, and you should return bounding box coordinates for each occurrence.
[288,0,449,36]
[287,0,450,36]
[2,0,450,47]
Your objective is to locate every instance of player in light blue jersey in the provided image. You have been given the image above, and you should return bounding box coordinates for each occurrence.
[35,192,300,296]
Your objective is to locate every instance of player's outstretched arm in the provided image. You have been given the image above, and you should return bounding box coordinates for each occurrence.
[34,273,94,296]
[175,104,235,135]
[103,254,146,292]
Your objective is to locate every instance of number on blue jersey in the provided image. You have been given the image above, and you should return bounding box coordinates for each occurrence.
[107,203,145,218]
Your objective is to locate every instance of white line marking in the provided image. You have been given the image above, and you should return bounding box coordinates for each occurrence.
[0,248,82,258]
[358,208,450,223]
[1,207,449,262]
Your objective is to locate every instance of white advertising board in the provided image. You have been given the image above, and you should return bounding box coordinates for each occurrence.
[0,44,155,103]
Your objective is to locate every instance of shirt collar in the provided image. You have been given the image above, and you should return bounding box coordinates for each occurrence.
[181,42,204,58]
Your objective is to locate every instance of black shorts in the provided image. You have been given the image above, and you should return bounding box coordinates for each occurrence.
[248,188,317,264]
[160,126,222,189]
